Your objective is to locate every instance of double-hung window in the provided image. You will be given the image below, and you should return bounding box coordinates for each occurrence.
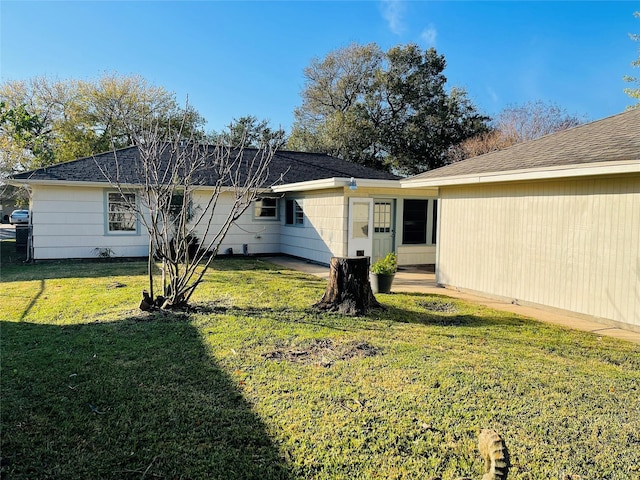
[107,191,137,234]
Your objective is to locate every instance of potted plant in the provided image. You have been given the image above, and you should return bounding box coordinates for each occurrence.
[369,252,397,294]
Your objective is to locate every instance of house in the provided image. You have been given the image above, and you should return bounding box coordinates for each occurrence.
[401,108,640,331]
[7,147,439,266]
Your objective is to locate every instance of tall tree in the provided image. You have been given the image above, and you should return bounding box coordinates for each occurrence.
[0,102,55,176]
[209,115,287,149]
[624,11,640,108]
[448,101,585,162]
[289,43,489,175]
[0,74,204,174]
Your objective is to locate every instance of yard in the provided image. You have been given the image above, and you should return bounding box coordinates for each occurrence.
[1,243,639,479]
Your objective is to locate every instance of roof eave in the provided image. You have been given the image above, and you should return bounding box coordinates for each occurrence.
[5,178,271,193]
[401,159,640,188]
[272,177,401,193]
[6,178,115,188]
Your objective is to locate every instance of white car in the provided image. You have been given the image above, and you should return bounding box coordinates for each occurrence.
[9,209,29,224]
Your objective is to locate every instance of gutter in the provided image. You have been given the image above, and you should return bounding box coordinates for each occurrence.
[400,159,640,188]
[272,177,402,193]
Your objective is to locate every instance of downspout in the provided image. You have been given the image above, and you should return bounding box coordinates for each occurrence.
[26,184,33,262]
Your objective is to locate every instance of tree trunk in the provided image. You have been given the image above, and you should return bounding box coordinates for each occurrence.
[313,257,383,316]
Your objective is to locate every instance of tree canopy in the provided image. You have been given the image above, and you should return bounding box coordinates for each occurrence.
[209,115,287,149]
[0,74,205,176]
[288,43,489,175]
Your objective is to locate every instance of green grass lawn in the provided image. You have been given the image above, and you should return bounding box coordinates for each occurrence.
[1,246,639,479]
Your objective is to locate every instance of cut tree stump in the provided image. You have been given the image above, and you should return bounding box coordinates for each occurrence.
[313,257,383,316]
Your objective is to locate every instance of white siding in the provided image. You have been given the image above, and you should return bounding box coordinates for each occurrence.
[191,190,281,256]
[31,185,148,259]
[30,183,441,267]
[280,190,346,265]
[437,175,640,329]
[397,245,436,265]
[30,186,282,260]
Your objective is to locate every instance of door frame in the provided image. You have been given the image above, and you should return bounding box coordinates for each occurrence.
[372,198,396,263]
[347,197,373,257]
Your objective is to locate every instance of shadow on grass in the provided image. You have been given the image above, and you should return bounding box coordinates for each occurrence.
[1,318,292,480]
[0,251,282,284]
[369,292,534,329]
[192,296,526,334]
[17,279,45,321]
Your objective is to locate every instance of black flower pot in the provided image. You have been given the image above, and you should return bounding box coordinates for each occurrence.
[370,273,395,294]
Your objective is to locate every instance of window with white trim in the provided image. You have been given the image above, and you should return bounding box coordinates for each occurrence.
[374,201,392,233]
[107,192,137,233]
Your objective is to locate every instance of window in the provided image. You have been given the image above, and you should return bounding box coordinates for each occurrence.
[254,197,279,220]
[285,199,304,225]
[167,192,194,221]
[107,192,137,233]
[352,201,370,238]
[374,202,392,233]
[402,199,428,244]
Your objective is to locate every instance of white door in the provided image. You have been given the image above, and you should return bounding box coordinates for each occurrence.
[347,198,373,257]
[372,199,395,263]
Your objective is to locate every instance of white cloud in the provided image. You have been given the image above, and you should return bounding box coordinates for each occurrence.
[486,86,499,103]
[381,0,406,35]
[420,25,437,47]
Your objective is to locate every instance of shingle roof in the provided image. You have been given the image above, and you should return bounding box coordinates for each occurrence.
[10,146,399,185]
[407,108,640,181]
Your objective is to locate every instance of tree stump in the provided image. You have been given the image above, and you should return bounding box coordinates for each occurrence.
[313,257,383,316]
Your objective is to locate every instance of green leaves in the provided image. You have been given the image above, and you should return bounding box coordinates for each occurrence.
[289,43,490,174]
[0,74,205,175]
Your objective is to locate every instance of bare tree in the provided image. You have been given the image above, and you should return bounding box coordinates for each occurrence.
[97,109,279,310]
[624,11,640,108]
[448,100,585,162]
[496,100,584,144]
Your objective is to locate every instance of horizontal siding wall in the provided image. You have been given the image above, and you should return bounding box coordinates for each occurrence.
[397,245,436,265]
[30,186,281,260]
[437,175,640,328]
[31,185,148,259]
[191,191,281,256]
[280,190,346,265]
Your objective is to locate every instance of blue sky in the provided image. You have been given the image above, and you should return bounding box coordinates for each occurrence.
[1,1,638,133]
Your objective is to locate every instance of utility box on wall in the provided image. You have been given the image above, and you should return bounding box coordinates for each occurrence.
[15,225,30,255]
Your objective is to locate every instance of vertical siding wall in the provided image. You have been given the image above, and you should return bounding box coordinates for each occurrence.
[280,190,346,264]
[31,185,149,259]
[437,175,640,329]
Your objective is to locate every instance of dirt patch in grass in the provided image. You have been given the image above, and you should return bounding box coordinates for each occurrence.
[263,338,380,367]
[418,299,459,314]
